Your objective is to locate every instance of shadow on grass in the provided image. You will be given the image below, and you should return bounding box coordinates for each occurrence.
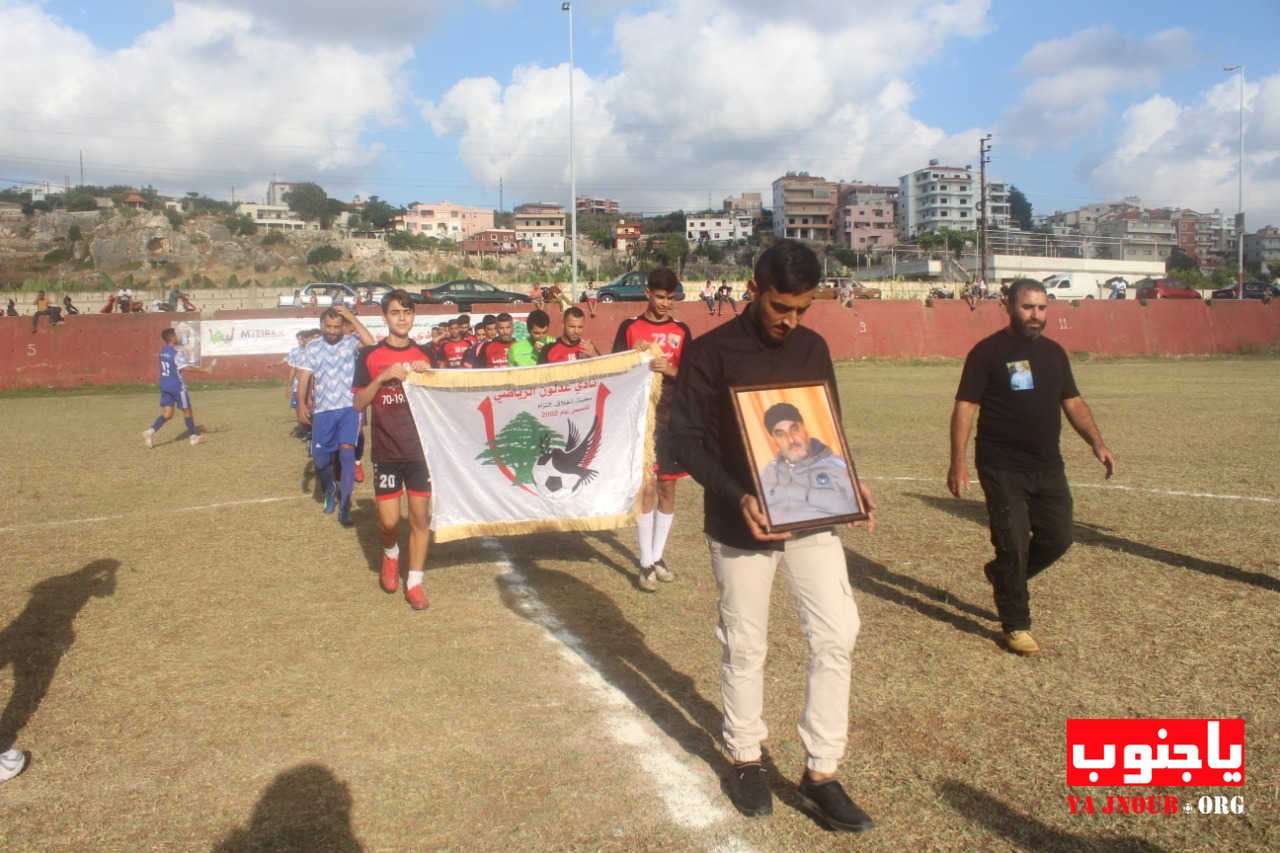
[0,559,118,752]
[492,532,727,776]
[909,491,1279,593]
[844,547,1000,642]
[214,763,361,852]
[937,779,1165,852]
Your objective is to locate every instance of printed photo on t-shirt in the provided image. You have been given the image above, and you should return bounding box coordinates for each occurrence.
[1006,360,1034,391]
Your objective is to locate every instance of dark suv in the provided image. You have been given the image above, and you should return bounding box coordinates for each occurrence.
[585,271,686,303]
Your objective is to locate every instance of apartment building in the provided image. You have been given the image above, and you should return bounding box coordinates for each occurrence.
[613,220,642,253]
[1243,225,1280,269]
[396,202,494,240]
[896,162,1012,238]
[836,183,898,252]
[237,202,315,231]
[460,229,520,255]
[686,211,753,244]
[1172,208,1228,267]
[576,196,619,215]
[514,203,566,254]
[1095,210,1177,261]
[723,191,764,221]
[772,173,838,242]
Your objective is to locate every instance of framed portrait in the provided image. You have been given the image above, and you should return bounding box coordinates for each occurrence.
[731,380,867,534]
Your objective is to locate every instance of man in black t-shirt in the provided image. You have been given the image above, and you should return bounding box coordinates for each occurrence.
[948,278,1116,656]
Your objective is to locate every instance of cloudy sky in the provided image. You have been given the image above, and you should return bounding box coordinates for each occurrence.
[1,0,1277,226]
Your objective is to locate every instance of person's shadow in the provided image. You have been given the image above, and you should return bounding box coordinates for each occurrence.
[937,779,1165,852]
[214,763,361,852]
[844,547,1001,642]
[0,559,118,752]
[909,491,1279,593]
[493,532,727,773]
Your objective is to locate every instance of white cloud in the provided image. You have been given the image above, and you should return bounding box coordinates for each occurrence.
[1083,73,1280,226]
[0,1,409,200]
[422,0,994,211]
[999,26,1195,153]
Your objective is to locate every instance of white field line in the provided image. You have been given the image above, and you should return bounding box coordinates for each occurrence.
[478,537,740,840]
[867,475,1278,504]
[0,495,311,534]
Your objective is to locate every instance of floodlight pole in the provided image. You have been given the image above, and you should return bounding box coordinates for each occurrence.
[1225,64,1245,296]
[563,2,578,299]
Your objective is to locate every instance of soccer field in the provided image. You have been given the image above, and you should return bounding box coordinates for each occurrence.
[0,357,1276,851]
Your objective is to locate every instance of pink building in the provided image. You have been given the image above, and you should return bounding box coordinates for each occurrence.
[395,202,494,240]
[839,202,897,252]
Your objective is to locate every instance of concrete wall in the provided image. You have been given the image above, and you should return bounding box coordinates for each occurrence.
[3,299,1277,390]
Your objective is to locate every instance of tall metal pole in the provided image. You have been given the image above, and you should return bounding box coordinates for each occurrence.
[1224,65,1245,296]
[978,134,992,285]
[563,3,578,299]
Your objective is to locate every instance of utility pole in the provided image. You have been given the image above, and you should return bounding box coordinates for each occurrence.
[499,177,503,216]
[79,150,84,188]
[978,134,992,285]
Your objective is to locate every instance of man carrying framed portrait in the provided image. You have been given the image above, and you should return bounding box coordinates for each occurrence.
[668,239,876,833]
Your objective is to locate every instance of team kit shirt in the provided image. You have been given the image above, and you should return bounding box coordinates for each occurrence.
[478,339,515,368]
[352,341,431,463]
[612,315,692,418]
[507,336,551,366]
[299,335,362,413]
[541,339,591,363]
[955,329,1079,472]
[159,345,189,395]
[436,337,472,369]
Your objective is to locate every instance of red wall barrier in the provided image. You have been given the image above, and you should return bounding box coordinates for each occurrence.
[2,299,1277,389]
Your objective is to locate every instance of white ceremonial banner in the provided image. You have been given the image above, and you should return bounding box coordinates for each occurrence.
[404,351,657,542]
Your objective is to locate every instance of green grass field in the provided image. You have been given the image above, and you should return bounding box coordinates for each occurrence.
[0,357,1276,851]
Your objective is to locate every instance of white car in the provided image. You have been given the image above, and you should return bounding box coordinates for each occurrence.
[277,283,360,308]
[1041,273,1100,301]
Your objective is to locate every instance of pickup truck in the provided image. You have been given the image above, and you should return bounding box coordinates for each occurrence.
[277,282,365,308]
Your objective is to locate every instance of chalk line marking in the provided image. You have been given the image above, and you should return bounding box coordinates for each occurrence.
[0,495,310,534]
[867,475,1277,504]
[479,537,742,842]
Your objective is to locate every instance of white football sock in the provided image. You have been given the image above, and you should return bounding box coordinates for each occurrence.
[636,510,655,568]
[384,544,400,559]
[652,511,675,561]
[407,570,424,588]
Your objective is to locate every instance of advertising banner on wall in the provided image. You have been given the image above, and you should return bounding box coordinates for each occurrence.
[199,313,528,357]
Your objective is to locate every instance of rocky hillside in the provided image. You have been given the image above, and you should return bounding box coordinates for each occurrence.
[0,208,629,291]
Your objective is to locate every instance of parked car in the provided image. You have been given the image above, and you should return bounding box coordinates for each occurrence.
[1134,277,1201,300]
[415,279,531,311]
[277,282,360,308]
[352,281,394,305]
[1211,280,1279,301]
[818,277,883,301]
[1041,273,1100,300]
[584,270,686,303]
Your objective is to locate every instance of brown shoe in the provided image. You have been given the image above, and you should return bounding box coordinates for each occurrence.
[1004,630,1040,655]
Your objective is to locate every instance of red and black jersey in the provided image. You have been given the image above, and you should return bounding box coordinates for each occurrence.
[353,341,429,463]
[612,315,692,367]
[541,339,591,363]
[437,337,472,369]
[479,339,515,368]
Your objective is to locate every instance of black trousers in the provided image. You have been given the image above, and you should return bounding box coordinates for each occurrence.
[977,463,1073,632]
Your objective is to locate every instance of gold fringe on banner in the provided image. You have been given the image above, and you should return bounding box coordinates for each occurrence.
[432,511,637,544]
[405,349,648,390]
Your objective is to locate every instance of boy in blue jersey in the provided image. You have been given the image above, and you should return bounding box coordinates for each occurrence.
[296,306,375,526]
[143,328,214,447]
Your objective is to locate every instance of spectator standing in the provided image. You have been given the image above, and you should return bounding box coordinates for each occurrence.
[701,280,716,315]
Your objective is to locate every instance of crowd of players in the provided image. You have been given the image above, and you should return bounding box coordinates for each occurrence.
[270,274,691,610]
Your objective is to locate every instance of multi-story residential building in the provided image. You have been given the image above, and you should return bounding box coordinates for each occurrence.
[613,220,642,253]
[686,211,753,244]
[1243,225,1280,270]
[237,202,315,231]
[514,203,566,254]
[395,202,494,240]
[1043,198,1141,235]
[576,196,619,216]
[267,180,306,207]
[772,173,839,242]
[1171,208,1228,268]
[896,161,1010,238]
[723,191,764,221]
[460,229,520,255]
[1095,209,1177,261]
[838,202,897,253]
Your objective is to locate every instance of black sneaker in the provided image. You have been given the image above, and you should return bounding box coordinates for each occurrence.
[796,774,874,833]
[728,762,772,817]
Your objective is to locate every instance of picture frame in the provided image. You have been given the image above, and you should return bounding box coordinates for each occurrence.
[730,379,867,534]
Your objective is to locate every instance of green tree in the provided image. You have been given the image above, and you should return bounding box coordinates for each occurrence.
[655,234,690,270]
[1265,260,1280,280]
[67,193,99,212]
[1166,247,1198,274]
[224,214,258,237]
[1008,185,1033,231]
[361,195,400,230]
[284,182,330,225]
[643,210,686,234]
[307,245,344,265]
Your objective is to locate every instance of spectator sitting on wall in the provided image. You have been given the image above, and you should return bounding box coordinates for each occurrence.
[31,290,57,332]
[62,295,79,316]
[5,299,17,317]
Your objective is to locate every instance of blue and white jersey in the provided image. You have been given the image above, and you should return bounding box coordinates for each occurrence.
[159,345,189,393]
[286,345,305,392]
[298,334,360,413]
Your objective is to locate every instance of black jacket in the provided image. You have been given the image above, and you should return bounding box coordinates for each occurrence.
[668,305,840,550]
